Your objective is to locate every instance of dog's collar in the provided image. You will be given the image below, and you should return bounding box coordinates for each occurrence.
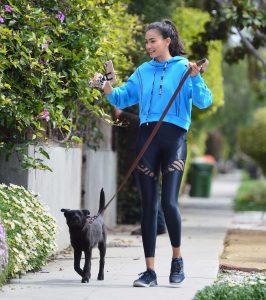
[80,215,98,234]
[86,215,98,225]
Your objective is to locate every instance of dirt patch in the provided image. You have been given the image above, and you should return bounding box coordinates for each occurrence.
[220,229,266,272]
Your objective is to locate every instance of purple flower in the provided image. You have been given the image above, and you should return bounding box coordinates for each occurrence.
[4,5,13,13]
[0,223,8,270]
[0,17,4,23]
[40,59,48,65]
[57,11,65,23]
[43,43,49,50]
[40,108,50,122]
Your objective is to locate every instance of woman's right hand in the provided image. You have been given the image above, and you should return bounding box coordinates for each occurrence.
[89,72,106,90]
[89,72,113,94]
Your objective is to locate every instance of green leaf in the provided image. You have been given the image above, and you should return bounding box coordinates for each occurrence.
[39,147,50,160]
[71,136,82,143]
[4,83,11,89]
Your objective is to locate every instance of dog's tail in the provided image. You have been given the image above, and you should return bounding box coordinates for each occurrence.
[98,188,105,215]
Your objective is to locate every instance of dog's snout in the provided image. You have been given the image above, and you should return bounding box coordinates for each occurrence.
[70,214,81,222]
[73,215,80,222]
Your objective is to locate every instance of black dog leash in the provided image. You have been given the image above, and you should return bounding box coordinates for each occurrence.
[97,58,207,217]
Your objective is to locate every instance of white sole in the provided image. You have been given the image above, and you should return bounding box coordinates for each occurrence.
[133,280,158,287]
[169,282,182,287]
[169,279,185,287]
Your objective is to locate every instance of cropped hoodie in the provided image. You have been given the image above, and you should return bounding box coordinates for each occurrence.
[106,56,212,131]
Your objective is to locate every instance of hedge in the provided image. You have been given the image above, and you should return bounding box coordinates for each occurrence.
[0,0,142,167]
[0,183,56,281]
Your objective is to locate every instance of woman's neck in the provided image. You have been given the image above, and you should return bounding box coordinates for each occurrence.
[155,54,172,62]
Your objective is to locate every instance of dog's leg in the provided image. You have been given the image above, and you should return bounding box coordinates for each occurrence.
[74,249,83,277]
[97,239,106,280]
[82,248,92,283]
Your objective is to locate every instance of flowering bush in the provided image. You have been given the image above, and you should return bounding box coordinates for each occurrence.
[0,183,56,279]
[194,271,266,300]
[0,221,8,286]
[0,0,141,168]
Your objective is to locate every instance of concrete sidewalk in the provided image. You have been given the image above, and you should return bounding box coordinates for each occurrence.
[0,171,241,300]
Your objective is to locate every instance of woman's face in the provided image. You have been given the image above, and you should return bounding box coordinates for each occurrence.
[145,29,171,61]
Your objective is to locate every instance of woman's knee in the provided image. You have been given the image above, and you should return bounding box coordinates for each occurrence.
[162,201,178,214]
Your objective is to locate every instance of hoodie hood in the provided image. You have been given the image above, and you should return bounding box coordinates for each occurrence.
[148,56,187,67]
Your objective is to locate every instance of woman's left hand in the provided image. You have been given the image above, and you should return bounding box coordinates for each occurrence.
[188,59,209,77]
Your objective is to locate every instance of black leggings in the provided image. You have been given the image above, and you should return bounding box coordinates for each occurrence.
[135,122,187,257]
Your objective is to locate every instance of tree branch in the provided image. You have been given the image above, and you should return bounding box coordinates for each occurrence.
[236,28,266,73]
[255,30,266,41]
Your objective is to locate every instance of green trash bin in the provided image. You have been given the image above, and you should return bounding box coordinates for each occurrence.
[189,161,214,197]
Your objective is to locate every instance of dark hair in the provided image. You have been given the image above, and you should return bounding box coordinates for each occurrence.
[145,19,186,56]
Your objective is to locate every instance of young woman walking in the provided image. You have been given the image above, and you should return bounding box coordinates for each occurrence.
[90,19,212,287]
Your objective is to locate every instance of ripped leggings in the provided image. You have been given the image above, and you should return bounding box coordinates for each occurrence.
[135,122,187,258]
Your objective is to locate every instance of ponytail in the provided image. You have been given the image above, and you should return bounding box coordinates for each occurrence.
[145,19,186,57]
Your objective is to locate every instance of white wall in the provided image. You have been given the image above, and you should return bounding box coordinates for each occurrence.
[27,144,82,251]
[83,148,117,228]
[82,120,117,228]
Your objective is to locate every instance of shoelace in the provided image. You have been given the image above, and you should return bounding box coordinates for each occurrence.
[138,270,153,279]
[171,260,182,274]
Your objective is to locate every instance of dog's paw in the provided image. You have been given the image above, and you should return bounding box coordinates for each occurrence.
[81,277,89,283]
[97,274,104,280]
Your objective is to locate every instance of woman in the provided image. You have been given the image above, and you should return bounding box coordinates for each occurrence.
[91,19,212,287]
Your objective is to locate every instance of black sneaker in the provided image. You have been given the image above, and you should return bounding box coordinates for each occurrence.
[133,269,158,287]
[169,257,185,285]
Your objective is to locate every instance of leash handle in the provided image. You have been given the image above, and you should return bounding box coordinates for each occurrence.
[197,58,207,66]
[99,58,207,215]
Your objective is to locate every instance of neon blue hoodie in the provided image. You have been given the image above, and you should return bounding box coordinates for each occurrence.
[106,56,212,131]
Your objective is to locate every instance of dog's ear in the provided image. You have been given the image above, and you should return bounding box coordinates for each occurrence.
[82,209,90,216]
[61,209,71,218]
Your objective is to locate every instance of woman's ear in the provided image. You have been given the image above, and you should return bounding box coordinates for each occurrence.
[166,37,171,47]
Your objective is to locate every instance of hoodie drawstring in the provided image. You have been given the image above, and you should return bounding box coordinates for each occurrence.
[159,61,168,95]
[146,61,169,122]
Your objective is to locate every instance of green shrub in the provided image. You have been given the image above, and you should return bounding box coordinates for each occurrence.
[172,7,224,120]
[194,272,266,300]
[238,107,266,176]
[234,178,266,211]
[0,221,9,286]
[0,0,141,167]
[194,281,266,300]
[0,184,56,279]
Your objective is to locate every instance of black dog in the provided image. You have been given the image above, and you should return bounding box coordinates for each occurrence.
[61,188,106,283]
